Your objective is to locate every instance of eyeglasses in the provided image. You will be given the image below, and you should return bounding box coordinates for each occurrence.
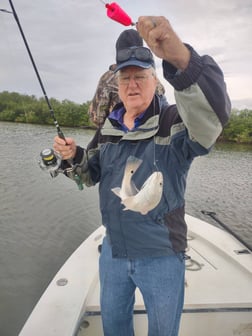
[116,47,154,64]
[118,73,154,85]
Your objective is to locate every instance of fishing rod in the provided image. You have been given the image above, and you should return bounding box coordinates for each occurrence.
[5,0,83,190]
[201,210,252,252]
[3,0,134,189]
[8,0,65,140]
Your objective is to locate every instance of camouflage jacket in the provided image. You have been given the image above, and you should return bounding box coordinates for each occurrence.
[88,70,120,127]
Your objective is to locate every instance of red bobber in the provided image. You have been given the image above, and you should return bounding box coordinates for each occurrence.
[105,2,133,26]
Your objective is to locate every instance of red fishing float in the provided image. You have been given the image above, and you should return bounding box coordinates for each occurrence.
[101,1,134,26]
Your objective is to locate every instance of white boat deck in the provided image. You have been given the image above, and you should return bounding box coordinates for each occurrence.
[80,216,252,335]
[19,215,252,336]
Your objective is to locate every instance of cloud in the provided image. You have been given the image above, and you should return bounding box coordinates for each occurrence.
[0,0,251,108]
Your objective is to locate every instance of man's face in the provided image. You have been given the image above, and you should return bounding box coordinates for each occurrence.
[117,66,157,113]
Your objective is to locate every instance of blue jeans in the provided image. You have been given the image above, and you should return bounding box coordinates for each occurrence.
[99,237,185,336]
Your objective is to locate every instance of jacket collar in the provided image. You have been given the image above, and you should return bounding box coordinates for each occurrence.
[101,95,161,140]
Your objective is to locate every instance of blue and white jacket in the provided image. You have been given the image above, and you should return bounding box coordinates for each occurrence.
[70,45,231,258]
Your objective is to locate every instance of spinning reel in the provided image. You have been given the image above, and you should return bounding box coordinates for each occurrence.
[38,148,62,178]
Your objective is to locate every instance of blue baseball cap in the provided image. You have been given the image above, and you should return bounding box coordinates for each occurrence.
[114,30,155,72]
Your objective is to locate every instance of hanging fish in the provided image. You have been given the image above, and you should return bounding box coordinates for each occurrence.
[99,0,135,26]
[112,156,142,200]
[112,156,163,215]
[122,171,163,215]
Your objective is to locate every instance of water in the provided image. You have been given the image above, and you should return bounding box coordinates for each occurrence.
[0,121,251,336]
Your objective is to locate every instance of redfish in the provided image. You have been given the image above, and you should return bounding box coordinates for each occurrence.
[112,156,163,215]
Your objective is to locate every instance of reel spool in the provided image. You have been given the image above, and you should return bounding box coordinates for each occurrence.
[39,148,62,176]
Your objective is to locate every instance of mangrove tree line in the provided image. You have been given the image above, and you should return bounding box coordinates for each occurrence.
[0,91,251,144]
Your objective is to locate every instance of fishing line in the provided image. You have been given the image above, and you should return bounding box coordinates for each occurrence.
[152,94,159,171]
[97,1,159,172]
[3,0,83,190]
[96,1,158,167]
[0,8,12,14]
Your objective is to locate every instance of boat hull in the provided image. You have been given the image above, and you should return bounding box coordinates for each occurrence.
[19,215,252,336]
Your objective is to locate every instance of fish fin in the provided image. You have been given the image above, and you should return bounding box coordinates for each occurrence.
[111,187,121,198]
[140,209,149,215]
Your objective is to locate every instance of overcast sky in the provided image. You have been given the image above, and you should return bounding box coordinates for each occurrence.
[1,0,252,109]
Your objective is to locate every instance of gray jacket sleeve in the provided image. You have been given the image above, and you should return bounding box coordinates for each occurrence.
[163,44,231,148]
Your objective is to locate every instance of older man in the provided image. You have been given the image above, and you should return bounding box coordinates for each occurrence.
[88,29,166,128]
[53,16,230,336]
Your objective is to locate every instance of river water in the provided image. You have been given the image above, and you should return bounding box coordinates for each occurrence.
[0,121,251,336]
